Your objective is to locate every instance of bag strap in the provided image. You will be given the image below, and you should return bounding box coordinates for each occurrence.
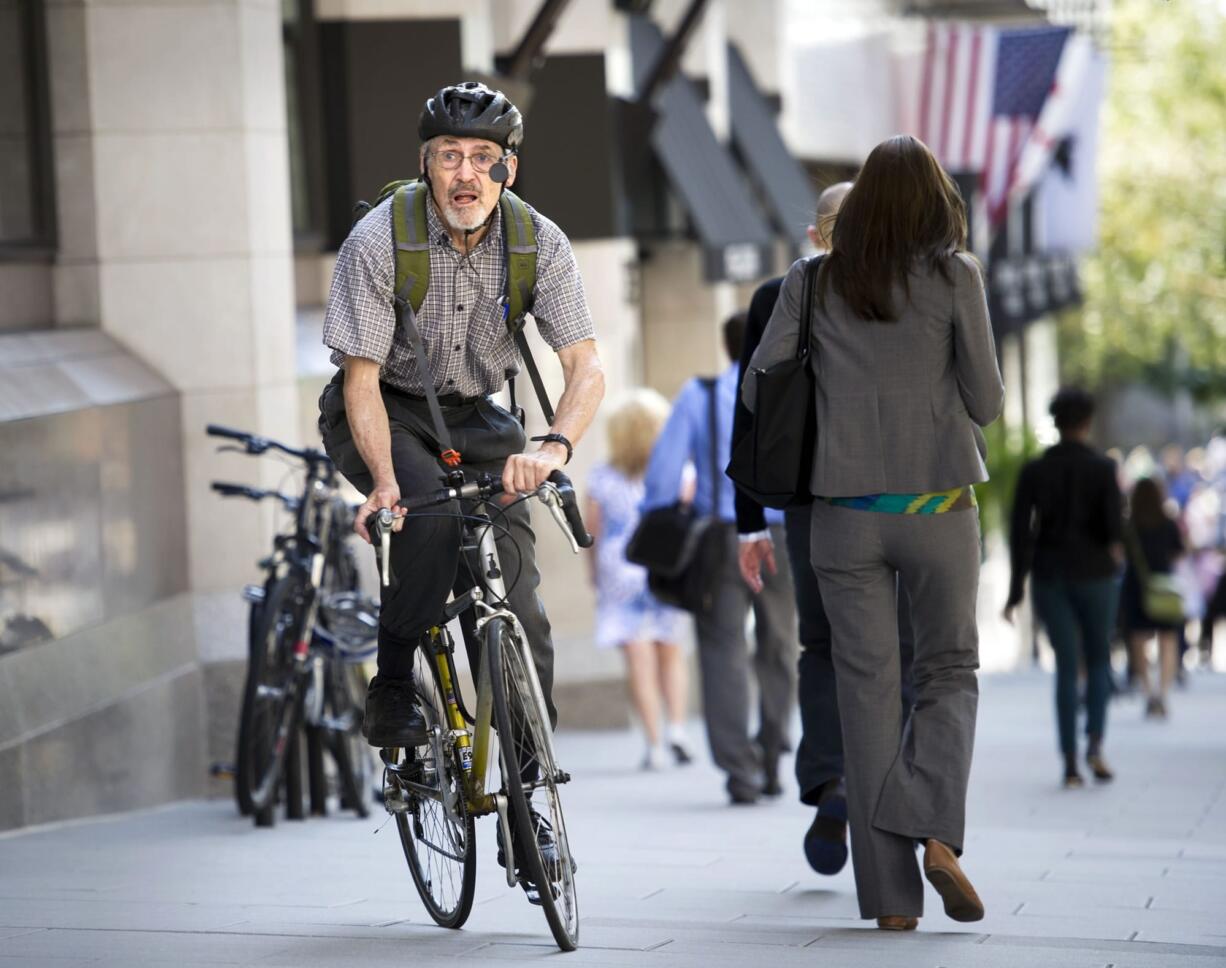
[797,254,822,360]
[702,377,721,516]
[499,190,555,426]
[1123,523,1153,584]
[390,182,460,466]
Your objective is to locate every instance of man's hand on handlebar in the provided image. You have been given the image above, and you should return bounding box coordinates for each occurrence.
[502,444,567,498]
[354,480,404,543]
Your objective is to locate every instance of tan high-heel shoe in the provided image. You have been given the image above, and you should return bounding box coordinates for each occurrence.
[923,840,985,922]
[876,916,918,931]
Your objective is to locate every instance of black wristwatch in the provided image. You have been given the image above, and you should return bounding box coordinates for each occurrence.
[531,432,573,464]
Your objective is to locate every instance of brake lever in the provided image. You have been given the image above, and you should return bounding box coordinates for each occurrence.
[215,445,245,455]
[538,484,581,555]
[370,508,395,587]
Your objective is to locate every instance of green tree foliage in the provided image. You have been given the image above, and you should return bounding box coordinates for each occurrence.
[1058,0,1226,400]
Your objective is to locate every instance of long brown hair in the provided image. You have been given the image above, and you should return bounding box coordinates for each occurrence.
[820,135,969,322]
[1129,477,1171,530]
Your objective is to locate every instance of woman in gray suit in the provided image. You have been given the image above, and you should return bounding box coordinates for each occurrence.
[744,135,1004,931]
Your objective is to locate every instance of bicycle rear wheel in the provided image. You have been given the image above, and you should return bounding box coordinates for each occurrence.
[239,574,306,813]
[391,645,476,929]
[486,617,579,951]
[234,596,263,817]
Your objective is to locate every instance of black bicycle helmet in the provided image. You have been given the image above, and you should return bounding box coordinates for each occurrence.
[418,81,524,150]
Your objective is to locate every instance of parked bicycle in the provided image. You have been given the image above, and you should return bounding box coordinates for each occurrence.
[208,424,377,827]
[369,468,591,951]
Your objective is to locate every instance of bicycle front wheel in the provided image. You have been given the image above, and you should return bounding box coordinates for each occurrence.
[487,617,579,951]
[392,645,476,929]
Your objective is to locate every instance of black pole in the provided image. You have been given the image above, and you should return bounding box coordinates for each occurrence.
[502,0,573,80]
[637,0,709,104]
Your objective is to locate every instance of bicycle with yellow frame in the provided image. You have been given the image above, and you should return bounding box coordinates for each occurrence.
[368,469,590,952]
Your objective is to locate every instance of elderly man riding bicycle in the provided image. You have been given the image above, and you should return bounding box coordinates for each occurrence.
[316,80,604,834]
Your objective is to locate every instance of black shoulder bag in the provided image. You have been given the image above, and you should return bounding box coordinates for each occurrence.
[726,255,822,509]
[625,378,726,615]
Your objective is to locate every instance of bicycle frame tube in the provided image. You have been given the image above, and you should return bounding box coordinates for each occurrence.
[467,499,562,788]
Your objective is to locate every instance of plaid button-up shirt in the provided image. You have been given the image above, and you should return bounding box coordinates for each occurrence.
[323,192,595,398]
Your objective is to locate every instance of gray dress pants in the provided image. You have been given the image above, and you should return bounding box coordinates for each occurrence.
[787,505,917,805]
[695,523,798,796]
[809,500,980,919]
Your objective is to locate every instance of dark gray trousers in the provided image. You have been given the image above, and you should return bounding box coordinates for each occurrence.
[785,506,916,806]
[810,501,980,919]
[694,523,798,795]
[318,377,557,725]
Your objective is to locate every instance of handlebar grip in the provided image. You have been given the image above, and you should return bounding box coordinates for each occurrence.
[398,487,455,513]
[211,480,259,499]
[547,471,594,549]
[205,424,251,442]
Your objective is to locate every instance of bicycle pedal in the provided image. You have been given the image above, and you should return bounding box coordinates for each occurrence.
[554,770,572,784]
[519,880,545,907]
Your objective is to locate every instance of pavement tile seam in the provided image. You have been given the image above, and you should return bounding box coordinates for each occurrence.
[978,933,1226,958]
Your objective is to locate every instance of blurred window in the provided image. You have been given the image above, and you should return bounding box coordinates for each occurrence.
[283,0,325,247]
[0,0,55,255]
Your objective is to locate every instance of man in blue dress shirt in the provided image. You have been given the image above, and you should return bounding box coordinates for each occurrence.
[642,314,798,804]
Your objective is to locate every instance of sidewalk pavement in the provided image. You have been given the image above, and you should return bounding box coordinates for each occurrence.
[1,669,1224,968]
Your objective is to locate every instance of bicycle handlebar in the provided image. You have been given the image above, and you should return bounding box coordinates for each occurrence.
[206,424,330,466]
[365,470,592,587]
[211,480,300,511]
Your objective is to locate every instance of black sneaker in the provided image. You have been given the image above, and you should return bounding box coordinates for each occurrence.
[362,675,428,748]
[497,807,576,881]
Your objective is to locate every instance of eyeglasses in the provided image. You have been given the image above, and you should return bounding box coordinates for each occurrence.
[429,149,507,174]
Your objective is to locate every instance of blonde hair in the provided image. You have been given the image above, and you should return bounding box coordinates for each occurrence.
[606,388,671,478]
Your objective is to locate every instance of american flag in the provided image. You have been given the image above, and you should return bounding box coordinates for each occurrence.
[913,22,1073,229]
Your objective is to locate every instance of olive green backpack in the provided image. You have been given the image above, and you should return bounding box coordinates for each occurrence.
[352,179,554,464]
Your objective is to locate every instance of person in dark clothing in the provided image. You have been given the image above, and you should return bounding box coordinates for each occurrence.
[1005,387,1123,788]
[1121,476,1186,719]
[732,182,915,877]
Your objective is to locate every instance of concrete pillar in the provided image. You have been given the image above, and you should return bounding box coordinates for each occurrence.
[64,0,300,595]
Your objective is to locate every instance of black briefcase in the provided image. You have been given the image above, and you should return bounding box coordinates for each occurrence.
[726,256,821,509]
[625,379,726,615]
[626,503,725,614]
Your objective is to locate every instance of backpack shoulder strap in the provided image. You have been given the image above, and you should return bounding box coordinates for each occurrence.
[500,190,538,326]
[391,180,430,315]
[499,190,555,425]
[389,181,458,465]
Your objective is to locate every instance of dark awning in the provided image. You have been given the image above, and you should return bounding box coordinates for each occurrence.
[988,251,1081,336]
[726,44,817,250]
[630,17,775,283]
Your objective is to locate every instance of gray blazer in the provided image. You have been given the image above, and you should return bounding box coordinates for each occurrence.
[744,252,1005,497]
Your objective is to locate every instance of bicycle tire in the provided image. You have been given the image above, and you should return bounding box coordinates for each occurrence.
[239,574,307,814]
[234,580,272,817]
[325,658,371,819]
[486,617,579,951]
[393,646,476,929]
